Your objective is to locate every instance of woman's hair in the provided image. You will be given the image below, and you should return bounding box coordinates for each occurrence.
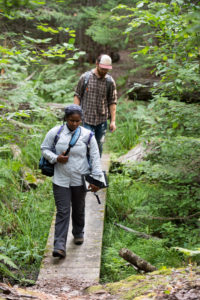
[64,104,83,121]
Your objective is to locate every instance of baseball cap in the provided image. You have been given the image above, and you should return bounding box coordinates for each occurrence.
[99,55,112,69]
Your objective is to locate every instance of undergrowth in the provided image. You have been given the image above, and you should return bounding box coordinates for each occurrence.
[101,98,200,283]
[0,98,66,284]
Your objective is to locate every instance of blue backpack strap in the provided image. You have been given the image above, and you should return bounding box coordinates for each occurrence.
[69,127,81,147]
[64,127,81,156]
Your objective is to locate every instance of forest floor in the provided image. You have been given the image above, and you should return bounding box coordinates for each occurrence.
[1,266,200,299]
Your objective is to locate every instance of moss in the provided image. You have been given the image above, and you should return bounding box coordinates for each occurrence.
[134,292,156,299]
[151,268,173,276]
[87,267,200,299]
[125,274,146,282]
[123,283,153,299]
[105,281,130,294]
[98,271,170,299]
[87,285,102,293]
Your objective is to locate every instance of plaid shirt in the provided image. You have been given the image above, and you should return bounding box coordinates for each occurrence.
[74,70,117,125]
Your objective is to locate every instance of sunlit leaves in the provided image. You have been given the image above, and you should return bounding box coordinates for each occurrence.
[23,35,52,44]
[115,0,200,101]
[37,24,59,34]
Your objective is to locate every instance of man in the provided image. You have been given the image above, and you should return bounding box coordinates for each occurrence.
[74,54,117,156]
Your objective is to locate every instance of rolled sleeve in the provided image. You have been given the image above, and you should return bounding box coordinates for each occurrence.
[89,136,104,179]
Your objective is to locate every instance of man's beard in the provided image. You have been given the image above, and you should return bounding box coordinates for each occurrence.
[97,68,107,78]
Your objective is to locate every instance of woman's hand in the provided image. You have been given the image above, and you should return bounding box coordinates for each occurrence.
[57,152,69,164]
[88,183,100,193]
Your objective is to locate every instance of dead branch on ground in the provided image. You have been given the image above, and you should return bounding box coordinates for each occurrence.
[119,248,157,273]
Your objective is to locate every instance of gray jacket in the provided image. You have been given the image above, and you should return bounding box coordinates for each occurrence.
[41,125,103,187]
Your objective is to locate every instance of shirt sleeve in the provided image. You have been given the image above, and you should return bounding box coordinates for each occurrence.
[88,135,104,181]
[40,127,59,164]
[108,77,117,106]
[74,74,85,101]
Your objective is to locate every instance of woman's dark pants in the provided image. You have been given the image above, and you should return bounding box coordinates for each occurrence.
[53,184,86,252]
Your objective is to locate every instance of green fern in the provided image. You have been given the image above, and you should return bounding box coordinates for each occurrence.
[0,253,18,270]
[0,262,18,280]
[0,254,18,280]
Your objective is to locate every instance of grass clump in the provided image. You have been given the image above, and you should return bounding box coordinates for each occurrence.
[0,102,58,284]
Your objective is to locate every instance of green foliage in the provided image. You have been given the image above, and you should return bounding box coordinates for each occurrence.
[102,98,200,282]
[101,222,182,283]
[84,7,124,48]
[113,0,200,101]
[135,99,200,138]
[34,63,78,103]
[0,99,58,283]
[0,178,55,283]
[105,97,141,155]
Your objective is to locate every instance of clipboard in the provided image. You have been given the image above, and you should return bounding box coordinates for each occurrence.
[82,171,108,192]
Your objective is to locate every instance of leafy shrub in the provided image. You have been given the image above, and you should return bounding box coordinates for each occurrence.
[102,98,200,281]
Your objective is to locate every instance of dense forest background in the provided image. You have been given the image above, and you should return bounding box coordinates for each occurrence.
[0,0,200,291]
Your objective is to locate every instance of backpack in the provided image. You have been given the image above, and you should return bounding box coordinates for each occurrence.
[81,71,113,100]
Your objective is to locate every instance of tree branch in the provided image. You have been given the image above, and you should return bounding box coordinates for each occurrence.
[134,212,200,221]
[119,248,157,272]
[114,223,161,240]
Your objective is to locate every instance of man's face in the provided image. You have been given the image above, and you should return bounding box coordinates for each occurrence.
[96,64,109,78]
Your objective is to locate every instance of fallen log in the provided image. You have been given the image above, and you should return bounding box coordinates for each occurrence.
[134,212,200,221]
[10,144,22,160]
[119,248,157,273]
[114,223,161,240]
[8,119,34,130]
[10,145,38,189]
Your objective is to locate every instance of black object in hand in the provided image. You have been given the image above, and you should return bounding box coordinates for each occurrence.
[82,171,108,192]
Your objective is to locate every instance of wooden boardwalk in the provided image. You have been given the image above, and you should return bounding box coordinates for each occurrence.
[37,154,110,284]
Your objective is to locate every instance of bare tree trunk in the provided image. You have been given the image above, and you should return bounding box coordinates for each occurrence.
[119,248,157,273]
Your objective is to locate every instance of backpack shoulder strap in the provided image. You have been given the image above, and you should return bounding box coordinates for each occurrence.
[69,127,81,147]
[105,75,113,100]
[81,71,92,99]
[53,125,64,146]
[86,131,94,146]
[64,127,81,156]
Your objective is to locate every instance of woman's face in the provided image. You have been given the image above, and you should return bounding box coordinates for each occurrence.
[66,113,81,131]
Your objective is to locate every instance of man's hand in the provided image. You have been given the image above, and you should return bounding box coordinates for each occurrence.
[109,121,116,133]
[57,152,69,164]
[88,183,100,193]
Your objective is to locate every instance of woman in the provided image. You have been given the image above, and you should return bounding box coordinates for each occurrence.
[41,104,104,258]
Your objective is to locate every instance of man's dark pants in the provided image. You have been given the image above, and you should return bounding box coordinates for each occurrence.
[83,121,107,157]
[53,184,86,252]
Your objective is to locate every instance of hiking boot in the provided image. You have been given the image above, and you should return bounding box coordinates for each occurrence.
[52,249,66,258]
[74,237,84,245]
